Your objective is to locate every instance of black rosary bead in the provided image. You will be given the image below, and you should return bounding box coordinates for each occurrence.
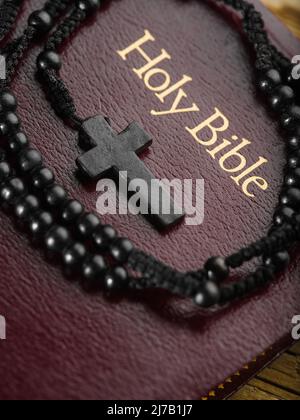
[286,155,300,171]
[37,51,62,72]
[44,184,67,208]
[28,10,53,34]
[110,238,133,264]
[268,85,295,113]
[205,256,229,282]
[282,206,296,221]
[253,266,274,287]
[61,200,83,224]
[253,270,265,287]
[28,211,53,238]
[281,105,300,133]
[0,149,5,162]
[77,213,100,238]
[258,69,282,94]
[245,275,257,293]
[0,91,17,113]
[63,242,87,276]
[233,282,247,298]
[77,0,101,14]
[280,187,300,209]
[92,224,117,251]
[286,68,300,94]
[104,267,129,291]
[0,177,25,206]
[194,280,220,308]
[287,134,300,153]
[82,255,107,291]
[0,161,11,183]
[219,284,235,305]
[18,148,43,173]
[0,112,20,135]
[8,132,29,154]
[14,195,39,221]
[273,206,295,226]
[284,174,296,188]
[44,225,71,255]
[285,168,300,188]
[293,214,300,236]
[31,167,55,190]
[254,265,266,288]
[265,251,290,273]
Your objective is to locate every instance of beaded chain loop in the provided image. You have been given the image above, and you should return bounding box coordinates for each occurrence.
[0,0,299,308]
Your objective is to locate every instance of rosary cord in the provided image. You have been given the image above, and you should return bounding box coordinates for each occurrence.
[0,0,75,61]
[4,26,37,85]
[37,4,91,128]
[45,3,87,51]
[35,3,93,127]
[0,0,24,43]
[38,69,82,128]
[0,0,24,68]
[216,0,292,75]
[43,0,75,19]
[1,0,76,86]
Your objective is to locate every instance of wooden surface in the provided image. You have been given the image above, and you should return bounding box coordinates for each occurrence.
[262,0,300,38]
[230,342,300,400]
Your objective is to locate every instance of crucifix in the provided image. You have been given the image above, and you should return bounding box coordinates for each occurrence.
[76,116,185,229]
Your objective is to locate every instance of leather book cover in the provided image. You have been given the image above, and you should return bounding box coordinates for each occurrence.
[0,0,300,400]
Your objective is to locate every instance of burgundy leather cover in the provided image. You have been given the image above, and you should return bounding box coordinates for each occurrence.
[0,0,300,400]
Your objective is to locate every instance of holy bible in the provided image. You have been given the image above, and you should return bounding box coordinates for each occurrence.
[0,0,300,400]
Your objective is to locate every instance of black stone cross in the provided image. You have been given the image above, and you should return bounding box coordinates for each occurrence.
[76,116,185,229]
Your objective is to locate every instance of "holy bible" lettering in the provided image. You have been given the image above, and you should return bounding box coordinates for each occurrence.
[117,29,269,198]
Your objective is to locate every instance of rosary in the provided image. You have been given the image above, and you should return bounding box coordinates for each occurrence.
[0,0,300,308]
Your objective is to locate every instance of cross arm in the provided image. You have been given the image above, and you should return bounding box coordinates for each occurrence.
[76,147,113,180]
[119,122,152,154]
[79,115,115,148]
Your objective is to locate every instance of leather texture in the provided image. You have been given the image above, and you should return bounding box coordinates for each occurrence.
[0,0,300,400]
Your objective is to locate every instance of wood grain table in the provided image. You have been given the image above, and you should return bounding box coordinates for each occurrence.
[230,0,300,401]
[230,342,300,400]
[262,0,300,38]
